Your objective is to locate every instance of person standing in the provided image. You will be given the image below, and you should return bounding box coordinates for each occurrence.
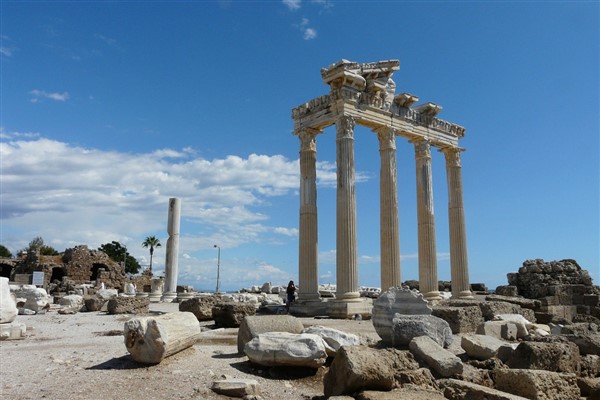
[286,280,296,313]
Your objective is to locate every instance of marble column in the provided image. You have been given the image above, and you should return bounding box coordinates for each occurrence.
[162,197,180,302]
[375,127,401,291]
[412,139,441,301]
[298,129,320,301]
[335,115,360,300]
[442,147,473,298]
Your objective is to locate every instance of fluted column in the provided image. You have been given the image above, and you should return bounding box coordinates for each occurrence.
[412,139,441,301]
[163,197,181,302]
[298,129,320,301]
[375,127,401,291]
[335,115,360,300]
[442,147,473,298]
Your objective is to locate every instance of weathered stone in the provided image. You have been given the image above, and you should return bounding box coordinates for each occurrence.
[461,334,506,360]
[494,286,518,297]
[323,346,418,397]
[563,333,600,355]
[356,388,446,400]
[493,314,530,338]
[83,295,106,312]
[0,321,26,340]
[485,294,540,310]
[460,363,495,387]
[479,301,522,321]
[578,377,600,397]
[59,294,83,308]
[12,285,51,313]
[409,335,463,377]
[431,305,483,333]
[302,325,360,355]
[0,277,18,323]
[244,332,327,368]
[237,315,304,354]
[211,378,259,398]
[580,354,600,377]
[395,368,439,391]
[124,311,201,364]
[372,287,431,345]
[505,341,580,373]
[107,297,149,314]
[179,296,221,321]
[495,369,580,400]
[389,314,453,348]
[440,378,528,400]
[212,303,256,328]
[476,320,518,340]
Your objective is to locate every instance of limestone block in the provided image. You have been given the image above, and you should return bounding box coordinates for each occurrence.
[356,388,446,400]
[485,294,540,310]
[372,287,431,345]
[506,341,580,373]
[323,345,418,397]
[390,314,453,348]
[564,333,600,356]
[244,332,327,368]
[479,301,522,321]
[59,294,84,308]
[211,378,259,397]
[302,325,360,355]
[0,321,26,340]
[494,286,519,297]
[237,315,304,354]
[83,295,106,312]
[440,378,529,400]
[124,312,201,364]
[476,320,518,340]
[577,377,600,397]
[259,282,272,294]
[431,305,483,333]
[493,314,531,338]
[11,286,51,313]
[179,296,221,321]
[107,297,149,314]
[96,288,118,300]
[461,334,506,360]
[0,277,18,323]
[18,308,36,315]
[580,354,600,377]
[212,303,256,328]
[495,369,580,400]
[408,335,463,377]
[395,368,440,391]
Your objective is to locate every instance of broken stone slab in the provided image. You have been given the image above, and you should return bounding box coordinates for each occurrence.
[461,334,506,360]
[439,378,529,400]
[0,321,26,340]
[244,332,327,368]
[124,311,201,364]
[0,277,18,323]
[485,294,540,310]
[431,305,483,333]
[476,320,518,340]
[565,333,600,356]
[59,294,84,309]
[302,325,360,356]
[107,297,149,314]
[83,295,106,312]
[355,388,446,400]
[18,308,36,315]
[211,378,260,398]
[408,335,463,378]
[179,296,221,321]
[389,314,453,348]
[212,303,256,328]
[580,354,600,378]
[495,369,580,400]
[372,287,431,345]
[492,314,531,338]
[237,315,304,354]
[494,285,519,297]
[12,286,51,313]
[323,345,418,397]
[505,341,581,373]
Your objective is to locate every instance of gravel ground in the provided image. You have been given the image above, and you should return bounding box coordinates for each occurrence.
[0,302,384,400]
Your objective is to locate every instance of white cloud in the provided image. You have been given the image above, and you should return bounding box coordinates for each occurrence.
[29,89,69,102]
[1,47,12,57]
[283,0,301,11]
[303,28,317,40]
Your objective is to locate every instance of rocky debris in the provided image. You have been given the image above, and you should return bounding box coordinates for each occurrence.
[1,277,18,323]
[495,285,519,297]
[124,312,201,364]
[485,294,540,310]
[495,368,581,400]
[179,296,222,321]
[323,345,418,397]
[372,287,431,344]
[395,367,440,392]
[355,387,446,400]
[11,285,51,313]
[107,297,149,314]
[83,295,106,312]
[461,334,507,360]
[431,305,483,333]
[562,333,600,355]
[476,320,518,340]
[577,376,600,398]
[390,314,453,348]
[244,332,328,368]
[59,294,84,309]
[440,378,528,400]
[0,321,26,340]
[504,341,580,373]
[579,354,600,377]
[409,335,463,378]
[237,315,304,354]
[212,303,256,328]
[492,314,531,338]
[302,325,360,355]
[211,377,260,398]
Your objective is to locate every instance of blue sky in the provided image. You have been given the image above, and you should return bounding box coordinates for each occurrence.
[1,0,598,292]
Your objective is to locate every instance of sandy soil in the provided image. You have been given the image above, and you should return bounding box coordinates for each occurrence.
[0,302,383,400]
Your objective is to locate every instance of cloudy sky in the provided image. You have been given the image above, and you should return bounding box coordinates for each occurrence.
[1,1,598,292]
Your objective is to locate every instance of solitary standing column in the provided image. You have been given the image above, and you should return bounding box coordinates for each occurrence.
[297,129,320,301]
[162,197,181,302]
[335,115,360,300]
[441,147,473,298]
[376,127,401,291]
[412,139,441,301]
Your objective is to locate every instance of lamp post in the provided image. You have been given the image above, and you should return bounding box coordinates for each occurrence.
[214,244,221,293]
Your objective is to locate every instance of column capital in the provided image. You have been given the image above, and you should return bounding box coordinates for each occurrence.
[374,127,397,151]
[440,146,465,167]
[297,128,320,152]
[411,137,432,160]
[336,115,355,140]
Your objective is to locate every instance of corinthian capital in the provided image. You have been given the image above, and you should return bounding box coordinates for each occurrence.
[336,115,355,140]
[374,127,396,151]
[411,138,432,160]
[441,146,464,167]
[297,128,320,152]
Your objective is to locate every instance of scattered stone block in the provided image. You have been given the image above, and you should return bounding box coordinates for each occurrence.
[237,314,304,354]
[83,295,106,312]
[495,369,580,400]
[0,321,26,340]
[461,334,506,360]
[564,333,600,355]
[493,314,530,338]
[59,294,84,308]
[485,294,540,310]
[409,335,463,377]
[479,301,522,321]
[212,303,256,328]
[580,354,600,377]
[302,325,360,355]
[476,320,517,340]
[124,311,201,364]
[107,297,149,314]
[431,305,483,333]
[179,296,221,321]
[395,367,439,391]
[356,388,446,400]
[389,314,453,348]
[578,377,600,397]
[211,378,259,398]
[505,341,580,373]
[1,277,18,323]
[244,332,327,368]
[494,286,518,297]
[440,378,528,400]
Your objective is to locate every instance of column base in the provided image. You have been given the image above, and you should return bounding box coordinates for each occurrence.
[290,299,330,317]
[161,292,177,303]
[177,292,195,301]
[335,291,361,301]
[452,290,474,299]
[298,292,321,302]
[423,290,442,302]
[148,293,163,303]
[328,298,373,319]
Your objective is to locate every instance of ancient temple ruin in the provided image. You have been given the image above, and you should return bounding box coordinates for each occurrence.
[292,59,472,317]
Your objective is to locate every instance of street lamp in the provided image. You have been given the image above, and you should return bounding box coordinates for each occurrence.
[214,244,221,293]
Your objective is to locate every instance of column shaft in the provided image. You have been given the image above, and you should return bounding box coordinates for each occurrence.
[442,147,472,298]
[164,197,181,294]
[412,139,441,301]
[376,128,401,291]
[298,130,320,300]
[336,116,359,299]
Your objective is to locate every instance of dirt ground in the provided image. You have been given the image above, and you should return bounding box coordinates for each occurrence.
[0,302,384,400]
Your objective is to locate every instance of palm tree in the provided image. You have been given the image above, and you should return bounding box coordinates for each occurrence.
[142,236,161,272]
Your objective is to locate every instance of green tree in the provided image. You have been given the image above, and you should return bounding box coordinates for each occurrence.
[0,244,13,258]
[141,236,161,272]
[98,241,141,274]
[27,236,44,253]
[40,245,60,256]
